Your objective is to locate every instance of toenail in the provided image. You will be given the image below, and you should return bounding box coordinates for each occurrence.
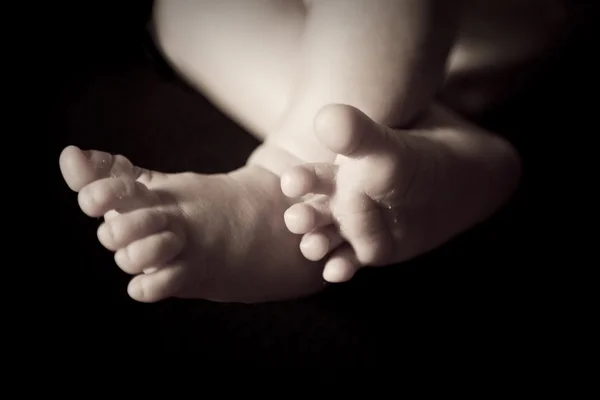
[97,222,113,244]
[285,209,299,222]
[280,174,296,196]
[301,234,323,249]
[281,173,292,188]
[127,279,143,300]
[115,248,130,269]
[77,191,95,214]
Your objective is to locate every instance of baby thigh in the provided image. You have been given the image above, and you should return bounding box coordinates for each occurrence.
[153,0,307,138]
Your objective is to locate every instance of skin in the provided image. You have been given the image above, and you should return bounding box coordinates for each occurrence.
[58,0,569,302]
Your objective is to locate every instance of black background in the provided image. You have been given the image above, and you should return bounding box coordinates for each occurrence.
[47,1,595,363]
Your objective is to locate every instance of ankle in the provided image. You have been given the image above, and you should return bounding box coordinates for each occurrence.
[264,111,338,165]
[228,162,296,210]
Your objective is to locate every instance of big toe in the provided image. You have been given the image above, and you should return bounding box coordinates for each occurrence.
[313,104,390,159]
[59,146,149,192]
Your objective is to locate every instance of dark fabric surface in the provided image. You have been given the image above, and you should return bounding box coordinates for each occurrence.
[49,1,593,362]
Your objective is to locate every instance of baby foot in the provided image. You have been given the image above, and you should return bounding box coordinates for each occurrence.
[281,104,421,283]
[59,146,326,303]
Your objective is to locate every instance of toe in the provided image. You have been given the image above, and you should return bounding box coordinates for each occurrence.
[97,208,169,251]
[314,104,392,159]
[281,163,338,198]
[78,177,158,217]
[59,145,153,192]
[127,263,185,303]
[284,196,333,234]
[322,244,362,283]
[115,230,184,274]
[299,225,344,261]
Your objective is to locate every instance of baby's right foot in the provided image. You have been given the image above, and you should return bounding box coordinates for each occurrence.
[59,146,326,303]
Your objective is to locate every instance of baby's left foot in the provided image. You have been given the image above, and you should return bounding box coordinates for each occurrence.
[281,104,427,283]
[282,104,520,283]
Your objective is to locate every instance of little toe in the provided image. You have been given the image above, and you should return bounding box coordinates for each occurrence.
[127,263,185,303]
[114,230,184,274]
[322,244,362,283]
[284,197,333,234]
[97,208,169,251]
[78,177,158,217]
[281,163,338,198]
[314,104,392,159]
[59,146,153,192]
[299,225,344,261]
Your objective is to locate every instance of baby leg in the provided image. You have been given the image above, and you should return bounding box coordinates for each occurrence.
[153,0,460,166]
[153,0,305,139]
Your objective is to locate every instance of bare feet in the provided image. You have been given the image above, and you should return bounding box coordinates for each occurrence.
[59,146,325,303]
[280,104,519,283]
